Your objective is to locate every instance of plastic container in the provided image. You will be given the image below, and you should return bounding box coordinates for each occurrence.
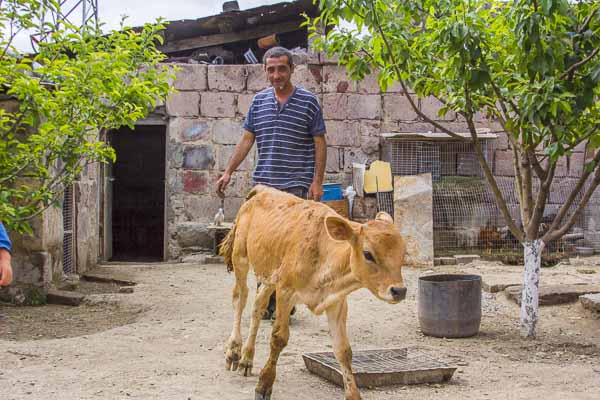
[322,183,343,201]
[418,274,482,338]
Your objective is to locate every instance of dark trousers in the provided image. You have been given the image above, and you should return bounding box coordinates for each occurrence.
[260,186,307,318]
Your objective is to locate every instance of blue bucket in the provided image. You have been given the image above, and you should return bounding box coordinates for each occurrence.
[322,183,343,201]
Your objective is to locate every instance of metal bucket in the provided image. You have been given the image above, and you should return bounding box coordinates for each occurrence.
[418,274,481,338]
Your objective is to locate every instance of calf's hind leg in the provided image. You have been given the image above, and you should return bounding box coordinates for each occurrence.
[225,258,249,371]
[239,282,276,376]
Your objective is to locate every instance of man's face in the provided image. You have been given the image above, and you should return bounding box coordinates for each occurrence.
[264,55,294,90]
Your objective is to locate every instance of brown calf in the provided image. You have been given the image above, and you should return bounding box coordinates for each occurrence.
[220,185,407,400]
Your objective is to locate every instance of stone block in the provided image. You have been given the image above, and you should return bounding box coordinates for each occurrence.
[212,119,243,145]
[200,92,236,118]
[224,197,245,221]
[383,94,419,121]
[319,51,340,64]
[207,65,246,91]
[216,145,255,171]
[325,120,360,147]
[343,148,369,173]
[506,284,600,306]
[420,96,454,121]
[574,140,588,153]
[326,146,343,173]
[182,195,222,223]
[323,93,348,120]
[322,65,356,93]
[46,289,85,306]
[168,140,184,168]
[169,118,210,142]
[183,171,209,194]
[454,254,481,264]
[555,156,568,177]
[237,93,255,117]
[580,293,600,312]
[433,122,469,134]
[494,150,515,176]
[246,64,269,92]
[347,94,381,120]
[570,152,585,177]
[173,63,207,91]
[382,121,433,133]
[357,73,381,94]
[166,92,200,117]
[394,174,434,267]
[359,120,381,137]
[495,131,510,150]
[293,64,322,93]
[176,222,212,249]
[361,135,380,157]
[183,145,215,170]
[210,170,254,198]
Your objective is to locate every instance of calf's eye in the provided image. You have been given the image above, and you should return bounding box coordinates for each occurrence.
[363,250,375,262]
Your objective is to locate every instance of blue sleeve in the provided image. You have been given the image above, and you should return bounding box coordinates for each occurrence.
[242,96,257,134]
[0,222,11,253]
[308,101,326,137]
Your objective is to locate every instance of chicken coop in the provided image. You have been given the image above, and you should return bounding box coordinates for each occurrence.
[382,131,588,264]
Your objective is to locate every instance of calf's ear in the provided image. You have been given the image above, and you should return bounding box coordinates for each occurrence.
[325,215,355,242]
[375,212,393,224]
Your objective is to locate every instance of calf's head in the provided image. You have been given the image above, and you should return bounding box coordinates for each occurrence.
[325,212,407,303]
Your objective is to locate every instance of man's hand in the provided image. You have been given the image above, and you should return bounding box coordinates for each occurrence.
[309,181,323,201]
[0,249,13,286]
[216,172,232,198]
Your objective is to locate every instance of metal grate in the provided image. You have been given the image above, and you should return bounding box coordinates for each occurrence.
[303,348,456,388]
[384,139,493,182]
[376,191,394,218]
[62,184,75,275]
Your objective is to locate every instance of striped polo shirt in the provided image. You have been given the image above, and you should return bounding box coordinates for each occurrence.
[243,86,326,190]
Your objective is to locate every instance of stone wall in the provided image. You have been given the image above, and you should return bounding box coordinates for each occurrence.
[164,58,510,258]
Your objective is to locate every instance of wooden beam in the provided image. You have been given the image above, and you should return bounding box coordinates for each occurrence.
[159,20,304,54]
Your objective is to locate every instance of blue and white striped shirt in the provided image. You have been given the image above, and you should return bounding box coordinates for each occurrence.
[243,86,326,190]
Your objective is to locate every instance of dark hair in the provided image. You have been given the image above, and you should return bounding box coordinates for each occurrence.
[262,46,293,66]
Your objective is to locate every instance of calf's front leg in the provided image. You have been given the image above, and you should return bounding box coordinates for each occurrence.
[327,300,361,400]
[255,289,294,400]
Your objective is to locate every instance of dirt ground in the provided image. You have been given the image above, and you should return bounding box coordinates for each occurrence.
[1,257,599,400]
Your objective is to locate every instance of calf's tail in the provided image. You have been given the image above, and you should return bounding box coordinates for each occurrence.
[218,185,264,272]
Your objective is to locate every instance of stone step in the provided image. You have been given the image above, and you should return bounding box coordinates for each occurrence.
[46,289,85,306]
[81,272,136,287]
[580,293,600,312]
[506,284,600,306]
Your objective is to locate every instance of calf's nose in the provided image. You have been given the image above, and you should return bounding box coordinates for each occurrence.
[390,286,407,301]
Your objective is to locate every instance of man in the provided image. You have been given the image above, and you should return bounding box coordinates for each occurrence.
[0,222,13,287]
[216,46,327,318]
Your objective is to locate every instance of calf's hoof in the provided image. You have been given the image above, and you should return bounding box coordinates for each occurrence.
[238,359,253,376]
[255,389,272,400]
[225,352,240,371]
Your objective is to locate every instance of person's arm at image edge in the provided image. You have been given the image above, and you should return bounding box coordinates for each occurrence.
[0,223,13,286]
[310,135,326,201]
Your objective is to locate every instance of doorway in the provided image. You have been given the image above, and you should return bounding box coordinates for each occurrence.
[107,125,166,261]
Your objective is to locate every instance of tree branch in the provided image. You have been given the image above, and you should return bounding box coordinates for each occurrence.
[366,0,467,141]
[560,48,599,80]
[544,149,600,241]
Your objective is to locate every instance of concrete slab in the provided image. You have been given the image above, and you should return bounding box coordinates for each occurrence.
[46,289,85,306]
[506,284,600,306]
[580,293,600,312]
[81,272,136,287]
[434,257,458,266]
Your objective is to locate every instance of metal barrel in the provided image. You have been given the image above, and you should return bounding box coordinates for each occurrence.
[418,274,482,338]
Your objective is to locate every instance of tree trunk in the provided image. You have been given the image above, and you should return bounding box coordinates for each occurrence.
[519,239,545,338]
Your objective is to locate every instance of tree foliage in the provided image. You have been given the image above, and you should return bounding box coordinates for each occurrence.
[309,0,600,244]
[0,0,173,233]
[308,0,600,337]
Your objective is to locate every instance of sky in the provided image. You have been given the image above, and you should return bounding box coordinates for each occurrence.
[10,0,286,51]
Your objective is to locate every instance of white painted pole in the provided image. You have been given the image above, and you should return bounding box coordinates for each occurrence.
[520,239,545,338]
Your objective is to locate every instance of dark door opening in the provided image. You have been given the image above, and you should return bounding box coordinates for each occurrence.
[109,125,165,261]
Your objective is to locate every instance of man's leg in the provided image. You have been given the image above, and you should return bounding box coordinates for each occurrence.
[262,186,307,320]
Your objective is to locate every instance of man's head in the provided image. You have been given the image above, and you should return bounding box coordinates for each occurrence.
[263,46,294,91]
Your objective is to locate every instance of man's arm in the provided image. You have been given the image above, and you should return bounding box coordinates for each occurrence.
[0,249,12,286]
[216,130,256,196]
[309,135,327,201]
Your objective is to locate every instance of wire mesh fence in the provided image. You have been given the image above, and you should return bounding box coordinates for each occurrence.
[383,137,597,263]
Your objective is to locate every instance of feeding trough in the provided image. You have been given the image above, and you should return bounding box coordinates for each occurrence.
[303,348,456,388]
[418,274,482,338]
